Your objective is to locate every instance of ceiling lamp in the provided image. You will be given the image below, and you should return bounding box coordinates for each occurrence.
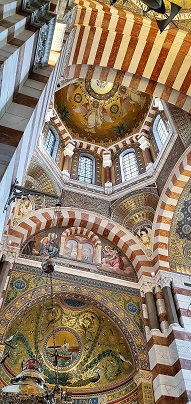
[0,358,51,403]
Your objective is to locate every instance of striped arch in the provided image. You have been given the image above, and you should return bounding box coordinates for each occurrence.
[61,0,191,113]
[153,148,191,272]
[7,207,152,278]
[61,227,101,247]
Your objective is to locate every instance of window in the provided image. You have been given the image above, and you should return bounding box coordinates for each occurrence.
[78,154,94,184]
[121,149,139,182]
[153,115,169,150]
[44,127,59,158]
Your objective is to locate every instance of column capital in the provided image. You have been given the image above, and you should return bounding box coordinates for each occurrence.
[134,370,155,404]
[102,151,112,168]
[63,142,75,157]
[134,369,153,386]
[158,273,172,289]
[139,276,155,294]
[1,245,19,264]
[139,135,150,151]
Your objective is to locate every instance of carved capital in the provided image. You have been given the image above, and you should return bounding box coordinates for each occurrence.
[102,152,112,168]
[2,246,20,264]
[64,143,75,157]
[134,370,153,386]
[158,274,172,289]
[140,279,155,294]
[139,135,150,151]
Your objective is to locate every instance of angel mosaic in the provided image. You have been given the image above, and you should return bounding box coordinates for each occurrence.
[73,99,114,133]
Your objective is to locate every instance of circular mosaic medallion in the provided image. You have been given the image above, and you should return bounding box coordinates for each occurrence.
[188,205,191,213]
[110,104,119,114]
[43,327,82,371]
[13,279,26,290]
[183,242,191,264]
[85,79,119,100]
[126,303,138,314]
[182,224,191,234]
[74,93,82,103]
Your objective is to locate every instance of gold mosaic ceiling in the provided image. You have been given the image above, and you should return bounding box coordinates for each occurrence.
[2,297,135,392]
[101,0,191,31]
[55,79,151,146]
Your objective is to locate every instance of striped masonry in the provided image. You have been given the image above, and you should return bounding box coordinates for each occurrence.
[153,148,191,273]
[62,0,191,113]
[6,207,153,278]
[61,226,102,246]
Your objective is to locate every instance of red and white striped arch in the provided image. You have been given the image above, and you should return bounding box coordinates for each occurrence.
[62,0,191,113]
[7,207,152,278]
[153,148,191,273]
[61,226,102,246]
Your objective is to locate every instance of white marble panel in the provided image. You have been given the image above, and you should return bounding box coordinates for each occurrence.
[149,344,171,369]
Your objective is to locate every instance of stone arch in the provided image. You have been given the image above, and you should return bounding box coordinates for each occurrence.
[153,147,191,272]
[61,227,101,247]
[61,0,191,113]
[60,226,102,263]
[7,207,153,278]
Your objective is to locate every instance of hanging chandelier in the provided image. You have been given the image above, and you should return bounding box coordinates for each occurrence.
[0,257,71,404]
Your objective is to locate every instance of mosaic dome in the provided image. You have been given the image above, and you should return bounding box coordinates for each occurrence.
[55,79,151,146]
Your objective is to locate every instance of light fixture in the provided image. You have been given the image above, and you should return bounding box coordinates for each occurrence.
[4,179,60,211]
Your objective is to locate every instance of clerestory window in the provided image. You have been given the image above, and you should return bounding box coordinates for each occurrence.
[153,115,169,150]
[120,149,139,182]
[78,154,95,184]
[44,127,59,158]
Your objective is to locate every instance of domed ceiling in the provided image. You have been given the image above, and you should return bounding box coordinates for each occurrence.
[55,80,151,146]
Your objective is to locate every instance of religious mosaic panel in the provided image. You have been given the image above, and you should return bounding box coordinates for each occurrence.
[0,266,147,399]
[169,177,191,273]
[21,228,137,281]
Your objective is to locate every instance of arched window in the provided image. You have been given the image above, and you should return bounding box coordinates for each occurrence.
[78,154,95,184]
[120,149,139,182]
[153,115,169,150]
[44,127,59,158]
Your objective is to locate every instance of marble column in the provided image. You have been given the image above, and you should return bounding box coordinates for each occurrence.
[103,151,112,195]
[145,291,160,331]
[158,275,179,326]
[134,370,155,404]
[162,284,179,325]
[139,135,154,171]
[62,142,75,182]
